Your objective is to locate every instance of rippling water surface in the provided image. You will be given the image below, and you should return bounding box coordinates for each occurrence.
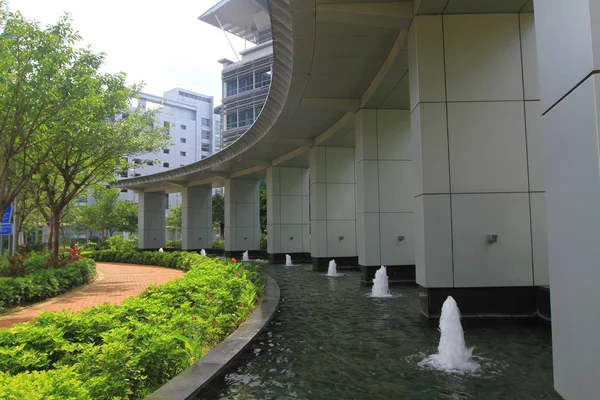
[198,264,559,399]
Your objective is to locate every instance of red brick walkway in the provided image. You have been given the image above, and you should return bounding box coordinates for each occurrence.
[0,263,184,328]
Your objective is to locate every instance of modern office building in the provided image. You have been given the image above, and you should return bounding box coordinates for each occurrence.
[200,0,273,149]
[213,112,222,153]
[118,1,600,397]
[118,88,215,208]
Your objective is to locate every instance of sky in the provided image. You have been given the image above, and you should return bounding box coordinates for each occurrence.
[8,0,247,105]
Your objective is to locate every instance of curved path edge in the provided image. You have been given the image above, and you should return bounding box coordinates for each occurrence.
[146,275,281,400]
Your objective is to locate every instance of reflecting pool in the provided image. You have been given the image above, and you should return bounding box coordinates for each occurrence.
[198,264,559,399]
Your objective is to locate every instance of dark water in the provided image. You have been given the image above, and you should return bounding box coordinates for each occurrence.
[198,264,560,400]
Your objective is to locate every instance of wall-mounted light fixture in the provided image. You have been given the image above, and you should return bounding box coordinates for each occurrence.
[398,236,405,242]
[290,236,294,240]
[339,236,344,241]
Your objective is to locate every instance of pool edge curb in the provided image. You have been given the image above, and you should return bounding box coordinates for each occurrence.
[145,274,280,400]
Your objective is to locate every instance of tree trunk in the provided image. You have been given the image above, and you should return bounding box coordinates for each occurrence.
[50,210,61,261]
[220,222,224,240]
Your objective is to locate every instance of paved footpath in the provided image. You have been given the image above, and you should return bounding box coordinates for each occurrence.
[0,263,184,329]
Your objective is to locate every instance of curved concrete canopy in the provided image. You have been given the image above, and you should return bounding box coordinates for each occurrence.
[115,0,414,193]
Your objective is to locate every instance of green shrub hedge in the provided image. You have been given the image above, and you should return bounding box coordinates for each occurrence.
[0,259,96,313]
[0,252,262,399]
[164,239,182,249]
[88,250,196,270]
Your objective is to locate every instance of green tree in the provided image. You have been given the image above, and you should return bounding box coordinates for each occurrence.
[212,192,224,238]
[259,180,267,232]
[0,8,103,217]
[114,200,138,234]
[166,203,182,240]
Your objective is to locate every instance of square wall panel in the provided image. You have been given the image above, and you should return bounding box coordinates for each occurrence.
[357,213,381,266]
[267,224,281,253]
[377,110,411,160]
[236,227,259,251]
[530,193,549,286]
[414,194,453,287]
[301,169,310,196]
[310,147,327,183]
[519,13,539,100]
[444,14,523,102]
[408,15,446,110]
[280,195,303,225]
[236,203,256,227]
[267,195,280,225]
[326,183,356,220]
[355,109,378,161]
[280,168,302,196]
[380,213,415,266]
[448,102,528,193]
[411,103,450,195]
[326,147,355,183]
[310,183,327,221]
[266,167,280,196]
[356,161,380,214]
[525,101,546,192]
[280,225,304,253]
[378,161,414,213]
[452,193,533,287]
[310,220,327,257]
[327,220,357,257]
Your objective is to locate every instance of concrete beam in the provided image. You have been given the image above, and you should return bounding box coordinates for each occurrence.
[313,112,355,147]
[229,165,268,179]
[301,97,360,112]
[317,2,413,29]
[272,147,311,166]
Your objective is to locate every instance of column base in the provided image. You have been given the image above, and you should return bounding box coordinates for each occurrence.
[268,252,311,264]
[419,286,539,319]
[224,250,268,260]
[360,265,415,285]
[312,256,359,272]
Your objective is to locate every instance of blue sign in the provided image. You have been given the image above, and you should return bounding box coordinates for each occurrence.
[1,204,12,224]
[0,223,12,235]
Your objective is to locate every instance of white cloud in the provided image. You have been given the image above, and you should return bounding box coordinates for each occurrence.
[9,0,247,104]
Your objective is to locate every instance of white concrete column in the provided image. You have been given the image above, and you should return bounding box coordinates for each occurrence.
[409,12,547,316]
[224,179,260,256]
[535,1,600,397]
[355,109,415,283]
[266,167,310,263]
[138,191,166,250]
[309,147,356,270]
[181,186,212,250]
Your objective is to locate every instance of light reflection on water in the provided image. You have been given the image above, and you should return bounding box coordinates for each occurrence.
[198,265,560,400]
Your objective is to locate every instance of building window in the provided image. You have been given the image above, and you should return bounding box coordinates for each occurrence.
[239,108,254,127]
[133,158,141,165]
[201,118,211,128]
[239,74,253,93]
[202,130,211,140]
[121,189,128,193]
[163,149,170,154]
[226,80,237,96]
[134,173,141,177]
[180,151,186,157]
[226,113,237,129]
[147,160,154,166]
[254,104,263,119]
[180,138,186,143]
[165,194,169,210]
[180,124,186,130]
[120,171,128,178]
[201,143,211,153]
[255,69,271,88]
[163,162,170,168]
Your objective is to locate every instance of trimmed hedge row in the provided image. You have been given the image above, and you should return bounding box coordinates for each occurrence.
[0,252,263,400]
[0,259,96,313]
[87,250,197,270]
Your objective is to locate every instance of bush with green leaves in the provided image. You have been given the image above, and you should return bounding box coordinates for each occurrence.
[164,239,182,249]
[212,237,224,249]
[0,253,263,399]
[0,259,96,313]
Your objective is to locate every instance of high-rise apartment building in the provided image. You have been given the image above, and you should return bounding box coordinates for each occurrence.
[119,88,214,208]
[200,0,273,149]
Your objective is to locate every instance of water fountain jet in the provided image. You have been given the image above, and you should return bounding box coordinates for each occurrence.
[326,259,342,277]
[420,296,479,372]
[242,251,250,262]
[370,266,392,297]
[285,254,293,267]
[200,249,207,257]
